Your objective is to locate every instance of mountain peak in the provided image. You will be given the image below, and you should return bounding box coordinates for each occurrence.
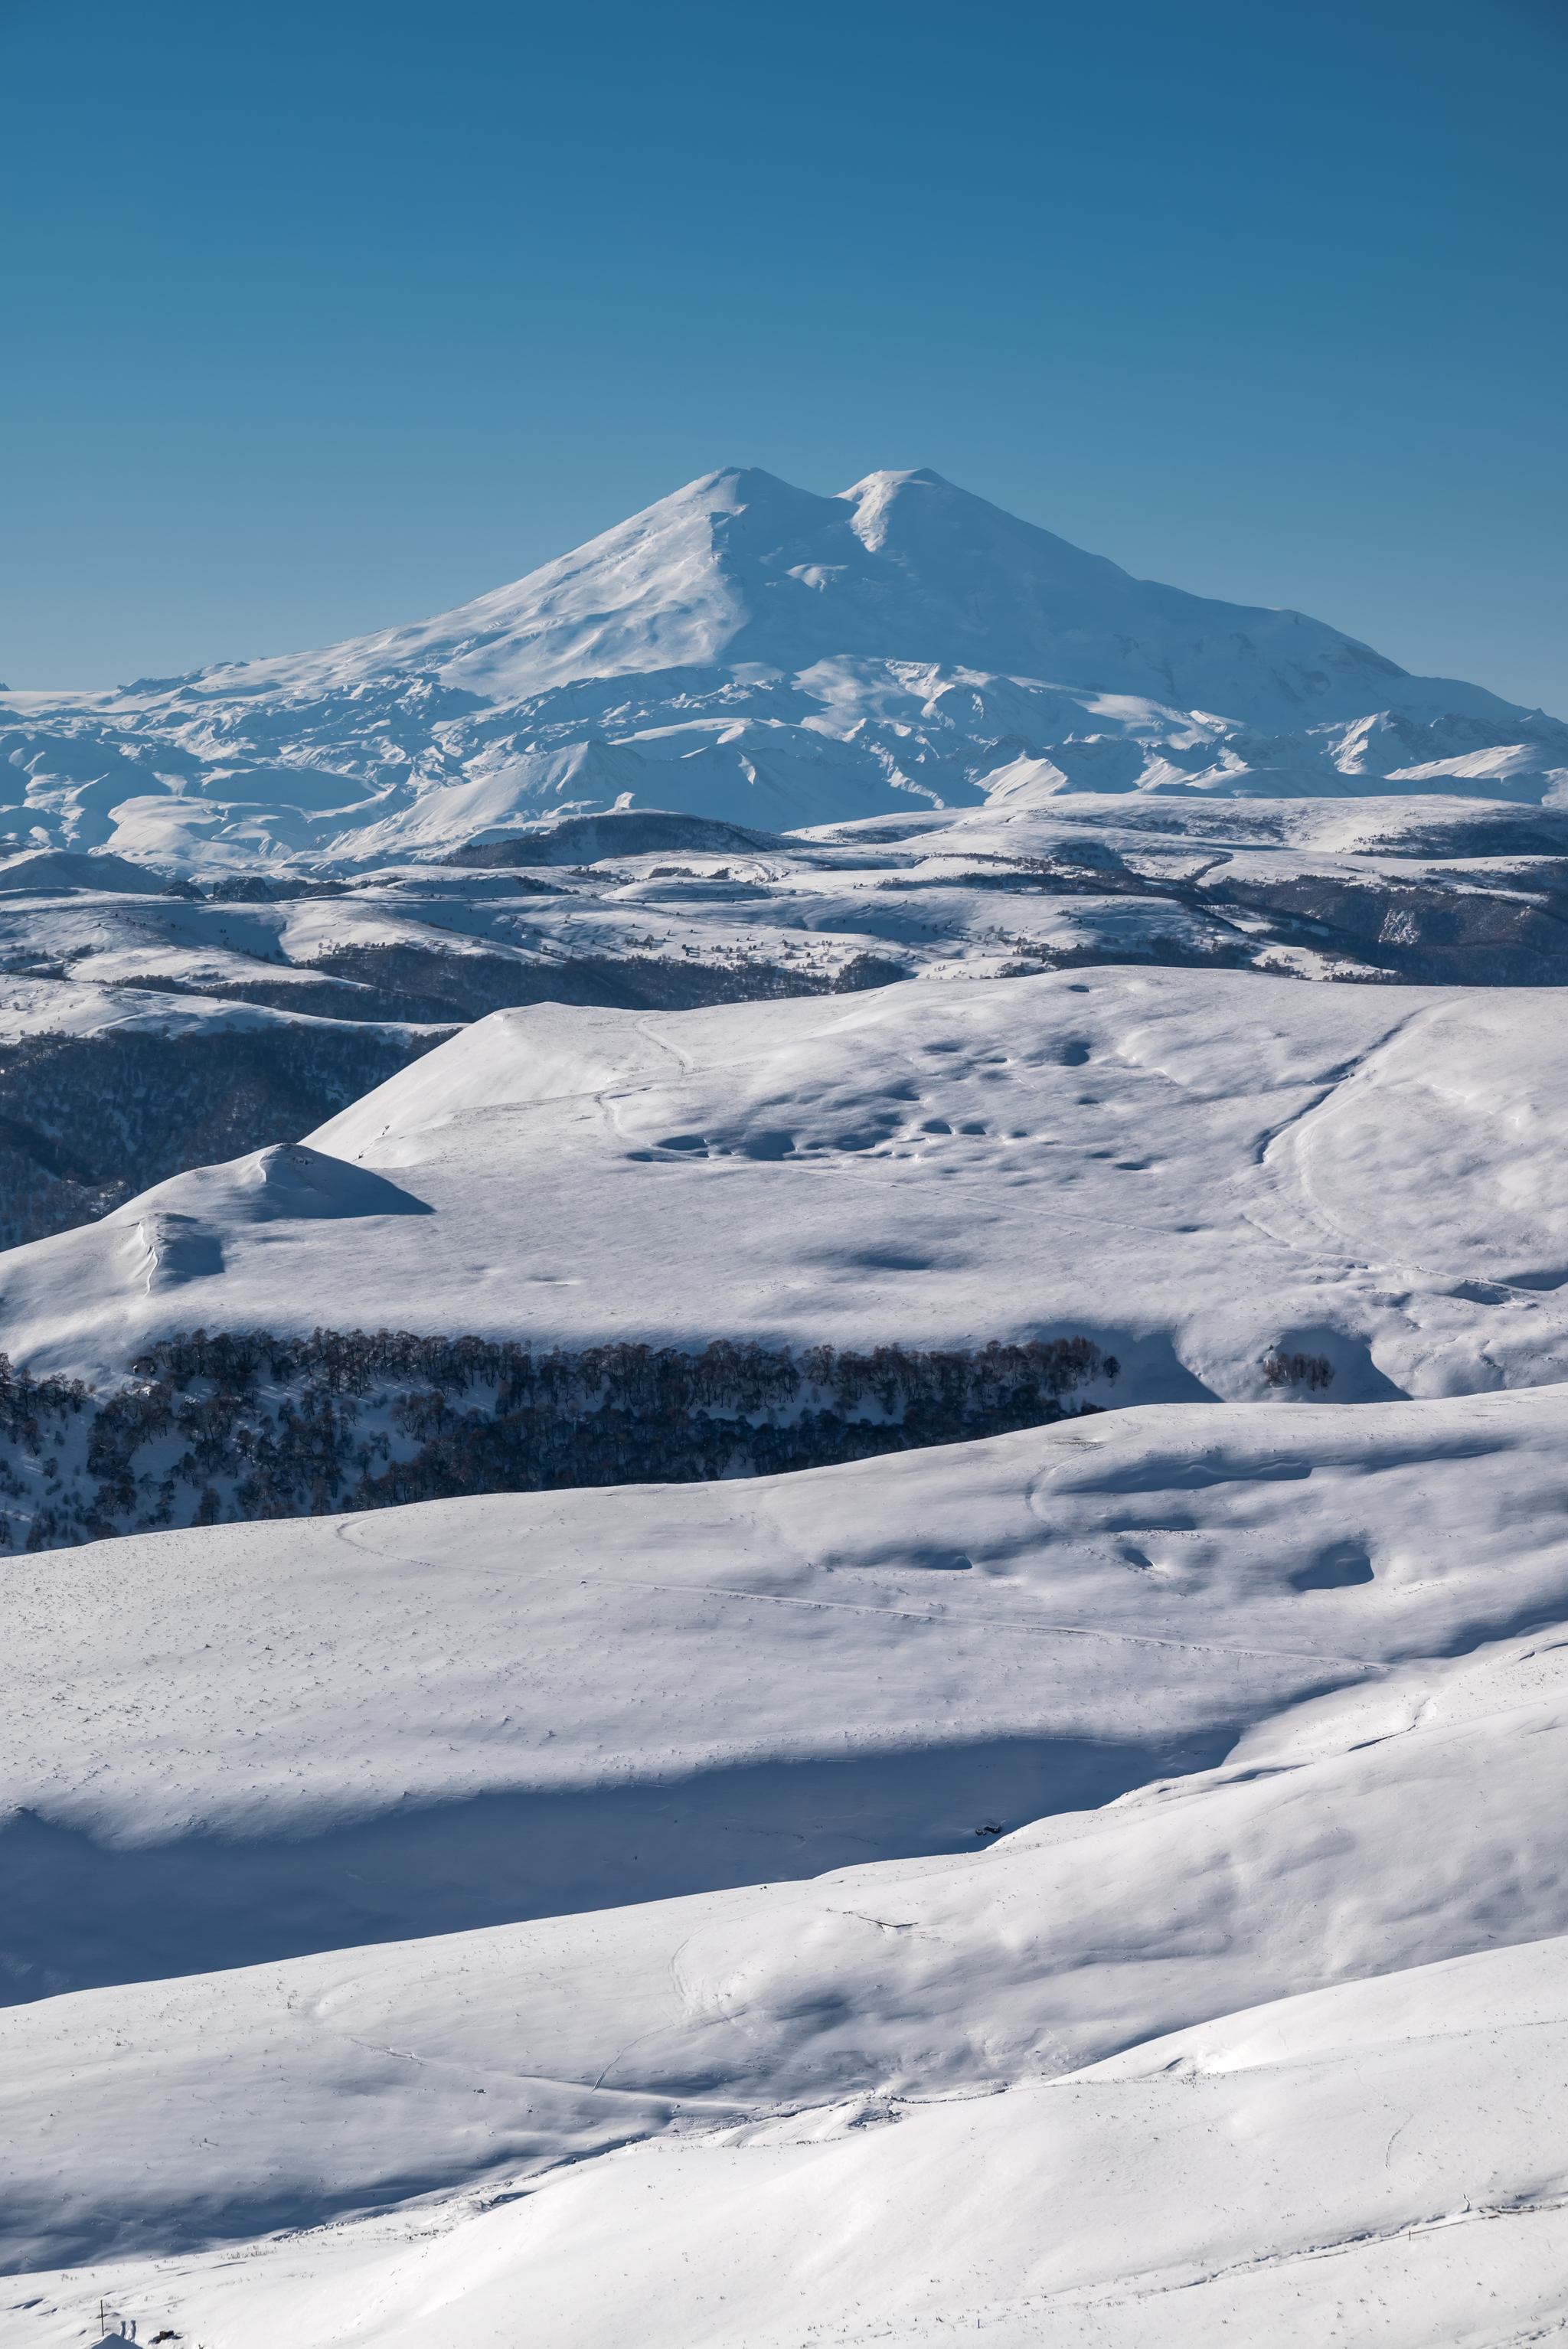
[5,463,1557,870]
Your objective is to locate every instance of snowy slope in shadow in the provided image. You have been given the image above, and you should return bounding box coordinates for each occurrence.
[18,1935,1566,2347]
[5,1384,1568,2010]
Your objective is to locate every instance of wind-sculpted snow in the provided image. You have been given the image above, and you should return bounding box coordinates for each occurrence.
[3,468,1564,878]
[18,1932,1568,2343]
[9,466,1568,2342]
[5,1387,1568,2004]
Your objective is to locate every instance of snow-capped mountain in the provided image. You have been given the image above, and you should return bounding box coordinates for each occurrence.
[11,472,1568,2347]
[5,467,1564,874]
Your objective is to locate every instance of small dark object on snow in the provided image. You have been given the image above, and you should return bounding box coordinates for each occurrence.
[1261,1348,1334,1392]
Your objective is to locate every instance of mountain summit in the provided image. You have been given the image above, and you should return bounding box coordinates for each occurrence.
[4,468,1564,871]
[233,465,1410,716]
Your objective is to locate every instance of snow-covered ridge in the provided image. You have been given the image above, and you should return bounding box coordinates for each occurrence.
[5,467,1564,874]
[11,472,1568,2344]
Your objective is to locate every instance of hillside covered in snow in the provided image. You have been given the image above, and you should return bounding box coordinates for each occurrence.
[5,789,1568,1253]
[2,466,1565,1263]
[5,466,1566,873]
[4,959,1568,1549]
[10,1387,1568,2344]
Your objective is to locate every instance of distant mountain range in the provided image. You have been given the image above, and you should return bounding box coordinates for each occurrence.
[5,467,1565,875]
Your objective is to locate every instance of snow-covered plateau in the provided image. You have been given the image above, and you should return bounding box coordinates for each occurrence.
[5,961,1568,1549]
[5,791,1567,1252]
[7,469,1568,2344]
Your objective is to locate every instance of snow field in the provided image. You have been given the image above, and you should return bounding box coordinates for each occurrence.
[5,967,1568,1412]
[6,1269,1568,2330]
[8,1385,1568,1874]
[6,1387,1568,2307]
[3,481,1566,2341]
[8,1900,1568,2341]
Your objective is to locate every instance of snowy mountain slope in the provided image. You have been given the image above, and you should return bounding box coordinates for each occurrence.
[3,1388,1568,2243]
[5,468,1564,872]
[10,470,1568,2344]
[9,1384,1568,2001]
[0,969,451,1253]
[3,969,1566,1434]
[0,855,906,1251]
[144,461,1434,719]
[2,897,1566,2330]
[6,789,1568,1250]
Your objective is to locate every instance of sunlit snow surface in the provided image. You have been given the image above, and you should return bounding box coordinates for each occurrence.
[5,966,1566,1408]
[7,975,1568,2341]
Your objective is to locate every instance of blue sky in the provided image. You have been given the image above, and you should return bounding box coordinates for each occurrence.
[3,0,1564,711]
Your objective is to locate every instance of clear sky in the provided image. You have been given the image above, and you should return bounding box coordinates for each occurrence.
[3,0,1565,713]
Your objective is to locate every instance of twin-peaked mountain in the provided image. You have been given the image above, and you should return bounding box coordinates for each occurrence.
[5,468,1564,874]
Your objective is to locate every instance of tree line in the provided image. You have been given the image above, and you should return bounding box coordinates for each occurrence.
[1,1328,1119,1550]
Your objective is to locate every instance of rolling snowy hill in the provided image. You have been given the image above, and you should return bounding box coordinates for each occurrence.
[4,467,1564,874]
[3,466,1566,1263]
[5,963,1568,1550]
[5,789,1567,1253]
[8,1384,1568,2341]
